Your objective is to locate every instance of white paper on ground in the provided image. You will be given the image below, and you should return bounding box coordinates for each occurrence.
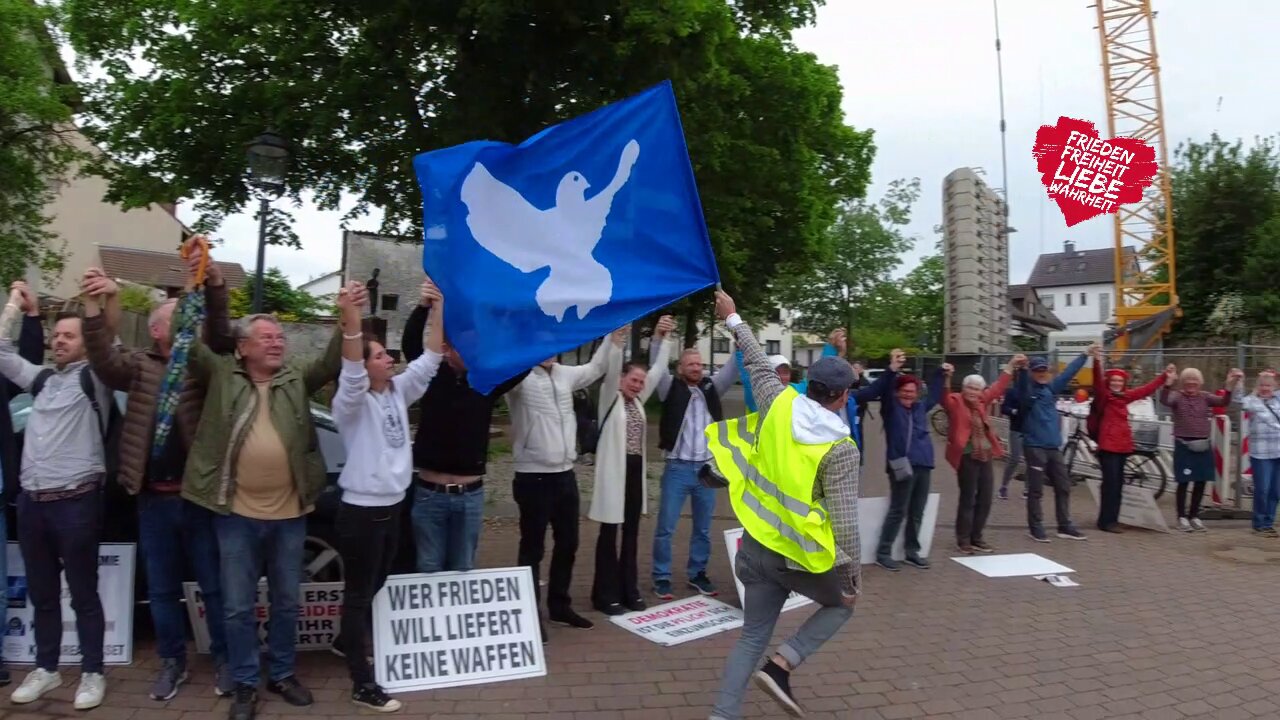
[951,553,1074,578]
[1035,574,1080,587]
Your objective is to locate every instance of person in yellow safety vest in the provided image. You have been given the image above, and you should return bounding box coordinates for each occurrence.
[702,290,862,720]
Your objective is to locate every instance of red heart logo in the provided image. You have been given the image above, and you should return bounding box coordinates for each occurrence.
[1032,116,1158,227]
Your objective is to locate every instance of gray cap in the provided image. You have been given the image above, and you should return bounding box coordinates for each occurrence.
[807,356,855,391]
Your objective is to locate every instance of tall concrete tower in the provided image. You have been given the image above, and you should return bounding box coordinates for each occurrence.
[943,168,1012,354]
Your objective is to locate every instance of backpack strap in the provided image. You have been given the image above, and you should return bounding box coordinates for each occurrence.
[78,365,106,438]
[29,368,55,399]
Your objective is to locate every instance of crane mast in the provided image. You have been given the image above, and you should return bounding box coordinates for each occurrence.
[1093,0,1178,352]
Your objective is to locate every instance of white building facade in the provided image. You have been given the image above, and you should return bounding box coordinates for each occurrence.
[685,309,794,371]
[1026,241,1135,352]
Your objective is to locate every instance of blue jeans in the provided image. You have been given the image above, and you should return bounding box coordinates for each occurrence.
[138,493,226,663]
[1252,457,1280,530]
[0,508,7,665]
[651,459,715,583]
[411,483,484,573]
[215,513,306,686]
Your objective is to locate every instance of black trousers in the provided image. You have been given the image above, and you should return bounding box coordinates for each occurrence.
[955,456,994,545]
[335,501,400,685]
[514,470,580,613]
[18,489,105,673]
[1097,451,1127,529]
[593,455,643,607]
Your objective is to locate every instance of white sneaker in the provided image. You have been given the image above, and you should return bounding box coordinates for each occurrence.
[74,672,106,710]
[1190,518,1208,532]
[11,668,62,704]
[1178,517,1192,532]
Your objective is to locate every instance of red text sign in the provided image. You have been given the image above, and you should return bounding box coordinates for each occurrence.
[1033,116,1157,227]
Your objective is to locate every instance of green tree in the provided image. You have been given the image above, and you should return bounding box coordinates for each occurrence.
[228,268,330,321]
[117,283,155,315]
[0,0,79,284]
[775,178,921,357]
[59,0,874,318]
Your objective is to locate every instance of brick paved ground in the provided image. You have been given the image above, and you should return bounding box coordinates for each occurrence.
[7,414,1279,720]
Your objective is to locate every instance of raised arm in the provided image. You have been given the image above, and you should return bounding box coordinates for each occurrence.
[1124,373,1168,402]
[641,331,675,403]
[982,365,1015,404]
[79,271,138,392]
[710,345,740,397]
[401,304,428,362]
[925,366,947,411]
[202,265,235,355]
[854,350,904,403]
[396,280,447,403]
[1050,349,1091,394]
[719,292,786,414]
[598,331,626,418]
[562,335,616,392]
[332,281,372,422]
[1092,356,1105,395]
[0,285,43,390]
[298,265,357,393]
[735,349,758,413]
[652,328,675,401]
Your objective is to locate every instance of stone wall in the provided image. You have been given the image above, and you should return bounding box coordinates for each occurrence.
[341,230,423,351]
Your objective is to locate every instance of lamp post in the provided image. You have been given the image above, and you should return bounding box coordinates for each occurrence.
[245,130,291,313]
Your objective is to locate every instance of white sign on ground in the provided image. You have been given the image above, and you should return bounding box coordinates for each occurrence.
[183,581,344,654]
[2,542,135,665]
[1085,479,1169,532]
[373,568,545,693]
[723,528,812,613]
[952,553,1074,578]
[610,597,744,647]
[856,493,941,564]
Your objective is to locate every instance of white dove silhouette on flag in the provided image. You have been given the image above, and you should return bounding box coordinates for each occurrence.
[460,139,641,322]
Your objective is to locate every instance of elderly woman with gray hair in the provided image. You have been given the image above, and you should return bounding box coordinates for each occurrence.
[1159,366,1231,532]
[1227,368,1280,536]
[941,355,1026,554]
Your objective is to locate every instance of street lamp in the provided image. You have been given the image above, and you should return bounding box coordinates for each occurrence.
[245,130,291,313]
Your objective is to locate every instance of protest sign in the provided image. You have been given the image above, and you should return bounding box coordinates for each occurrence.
[1032,116,1157,227]
[3,542,135,665]
[1086,479,1169,532]
[373,568,544,693]
[183,581,344,654]
[609,597,743,647]
[723,528,812,613]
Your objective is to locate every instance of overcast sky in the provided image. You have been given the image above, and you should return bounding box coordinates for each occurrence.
[177,1,1279,290]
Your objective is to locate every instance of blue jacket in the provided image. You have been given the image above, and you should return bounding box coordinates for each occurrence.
[735,349,811,413]
[735,343,874,448]
[881,368,945,468]
[1011,353,1089,449]
[1001,387,1025,433]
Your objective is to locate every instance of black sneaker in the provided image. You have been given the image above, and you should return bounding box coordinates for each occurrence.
[904,555,931,570]
[688,573,718,597]
[624,597,647,612]
[753,660,804,717]
[352,683,403,713]
[876,557,900,572]
[653,580,674,600]
[266,676,313,707]
[595,603,627,617]
[550,608,594,629]
[229,685,258,720]
[1029,528,1050,543]
[1057,527,1087,541]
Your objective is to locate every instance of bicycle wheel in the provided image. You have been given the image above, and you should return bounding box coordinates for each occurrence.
[1125,452,1168,500]
[931,408,949,437]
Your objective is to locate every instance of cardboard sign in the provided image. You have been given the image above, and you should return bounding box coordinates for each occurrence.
[1086,479,1169,532]
[183,581,344,654]
[856,493,941,564]
[723,528,812,613]
[609,597,743,646]
[373,568,545,693]
[3,542,136,665]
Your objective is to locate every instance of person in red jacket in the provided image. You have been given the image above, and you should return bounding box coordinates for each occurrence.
[1092,349,1168,533]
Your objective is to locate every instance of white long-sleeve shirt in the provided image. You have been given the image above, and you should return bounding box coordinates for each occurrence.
[332,350,442,506]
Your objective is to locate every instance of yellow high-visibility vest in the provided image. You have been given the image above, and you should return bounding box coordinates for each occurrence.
[705,387,844,573]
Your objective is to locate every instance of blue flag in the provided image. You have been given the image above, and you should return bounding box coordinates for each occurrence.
[413,80,718,394]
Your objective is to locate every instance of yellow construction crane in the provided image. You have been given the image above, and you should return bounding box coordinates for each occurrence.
[1093,0,1178,352]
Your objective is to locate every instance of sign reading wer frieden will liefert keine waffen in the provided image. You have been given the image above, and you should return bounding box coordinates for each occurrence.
[373,567,545,693]
[183,582,345,654]
[2,543,136,665]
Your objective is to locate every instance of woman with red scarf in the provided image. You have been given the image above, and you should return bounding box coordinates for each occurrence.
[1091,351,1168,533]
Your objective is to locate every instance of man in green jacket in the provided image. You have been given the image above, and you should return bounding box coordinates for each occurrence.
[175,241,348,720]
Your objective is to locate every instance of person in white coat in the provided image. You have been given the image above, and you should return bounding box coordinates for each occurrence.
[589,316,675,615]
[506,328,624,632]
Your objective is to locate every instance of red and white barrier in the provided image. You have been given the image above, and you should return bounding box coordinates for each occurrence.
[1212,415,1232,506]
[1239,412,1254,499]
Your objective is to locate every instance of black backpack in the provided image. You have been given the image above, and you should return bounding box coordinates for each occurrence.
[31,366,122,475]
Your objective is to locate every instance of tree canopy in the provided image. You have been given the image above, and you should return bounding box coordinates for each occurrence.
[0,0,80,284]
[228,268,330,320]
[60,0,874,315]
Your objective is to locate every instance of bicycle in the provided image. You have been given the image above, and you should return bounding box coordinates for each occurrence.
[930,406,948,437]
[1059,409,1168,499]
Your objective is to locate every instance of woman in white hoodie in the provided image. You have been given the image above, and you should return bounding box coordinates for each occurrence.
[331,279,444,713]
[589,316,675,615]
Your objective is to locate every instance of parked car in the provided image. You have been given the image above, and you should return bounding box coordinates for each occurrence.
[4,391,418,593]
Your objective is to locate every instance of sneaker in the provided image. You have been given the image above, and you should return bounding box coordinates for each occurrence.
[904,555,931,570]
[688,573,718,597]
[1265,528,1279,539]
[150,658,188,701]
[1029,528,1050,543]
[595,603,627,617]
[876,557,900,572]
[653,580,674,600]
[330,642,347,659]
[214,663,235,697]
[10,668,61,704]
[74,672,107,711]
[624,597,647,612]
[753,660,804,717]
[1057,527,1088,541]
[266,676,313,707]
[0,665,9,687]
[1178,516,1192,532]
[549,608,595,629]
[998,486,1009,501]
[971,540,995,554]
[229,685,258,720]
[1099,525,1125,534]
[1190,518,1208,532]
[956,543,975,555]
[352,683,403,713]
